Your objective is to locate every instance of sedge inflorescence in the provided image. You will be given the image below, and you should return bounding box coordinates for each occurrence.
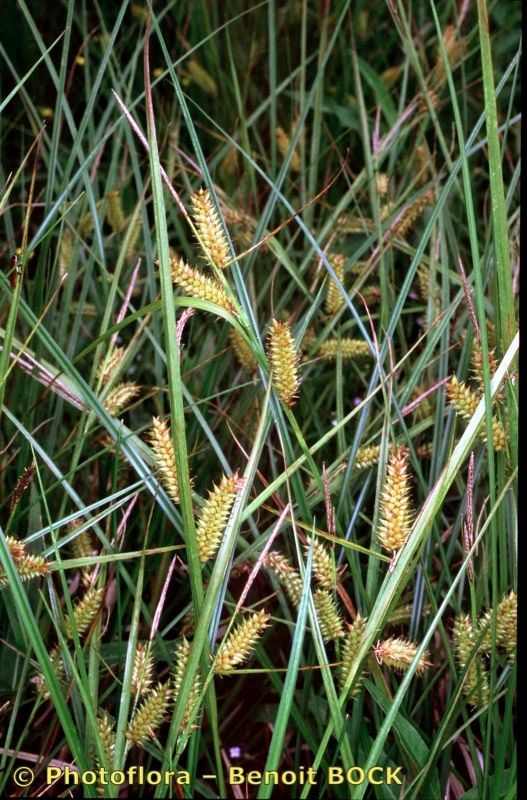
[173,637,202,730]
[196,472,244,563]
[126,682,172,745]
[317,338,371,362]
[171,256,235,314]
[339,614,368,694]
[0,535,49,588]
[264,551,304,607]
[214,610,270,674]
[377,446,414,556]
[267,318,300,407]
[325,253,346,314]
[446,376,507,452]
[191,188,229,270]
[149,417,180,504]
[373,636,431,675]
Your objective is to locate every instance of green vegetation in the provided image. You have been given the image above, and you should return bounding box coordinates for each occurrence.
[0,1,518,797]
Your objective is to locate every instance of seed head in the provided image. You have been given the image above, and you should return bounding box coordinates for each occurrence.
[186,59,218,96]
[35,645,65,700]
[416,441,434,459]
[171,257,235,313]
[196,473,244,563]
[389,187,435,240]
[446,377,507,452]
[308,539,334,590]
[131,643,155,695]
[97,711,116,769]
[106,189,125,234]
[16,554,50,581]
[477,592,517,659]
[446,376,479,420]
[59,228,73,280]
[65,587,104,639]
[431,25,468,89]
[173,637,202,729]
[126,211,142,260]
[5,535,26,562]
[70,525,95,587]
[1,552,49,587]
[413,145,431,186]
[264,551,304,607]
[214,610,270,673]
[373,636,431,675]
[222,205,255,232]
[453,614,489,706]
[471,342,499,388]
[9,462,36,513]
[380,66,401,87]
[267,319,300,407]
[354,445,381,471]
[276,126,301,172]
[103,382,140,416]
[489,417,507,452]
[317,338,371,362]
[191,188,229,270]
[388,603,432,626]
[126,682,171,745]
[149,417,180,504]
[313,590,344,641]
[359,284,381,305]
[376,173,389,195]
[377,446,414,555]
[229,329,258,371]
[336,213,372,234]
[337,214,369,234]
[339,613,367,693]
[97,347,125,385]
[325,253,346,314]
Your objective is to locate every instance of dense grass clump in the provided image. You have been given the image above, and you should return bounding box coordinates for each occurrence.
[0,1,518,798]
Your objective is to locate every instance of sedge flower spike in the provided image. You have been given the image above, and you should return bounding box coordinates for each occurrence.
[308,539,334,589]
[191,188,229,270]
[131,643,155,695]
[173,638,202,730]
[214,610,270,673]
[196,472,244,563]
[34,646,65,700]
[317,338,371,362]
[325,253,346,314]
[313,590,344,641]
[103,382,140,416]
[0,544,49,588]
[373,636,431,675]
[97,712,116,770]
[377,446,414,555]
[4,535,26,561]
[171,256,234,313]
[264,551,304,607]
[149,417,180,504]
[267,318,300,407]
[126,682,171,745]
[446,376,507,452]
[477,592,517,659]
[276,126,301,172]
[229,329,258,372]
[65,587,104,639]
[97,346,125,385]
[453,614,489,706]
[106,188,125,234]
[339,614,367,693]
